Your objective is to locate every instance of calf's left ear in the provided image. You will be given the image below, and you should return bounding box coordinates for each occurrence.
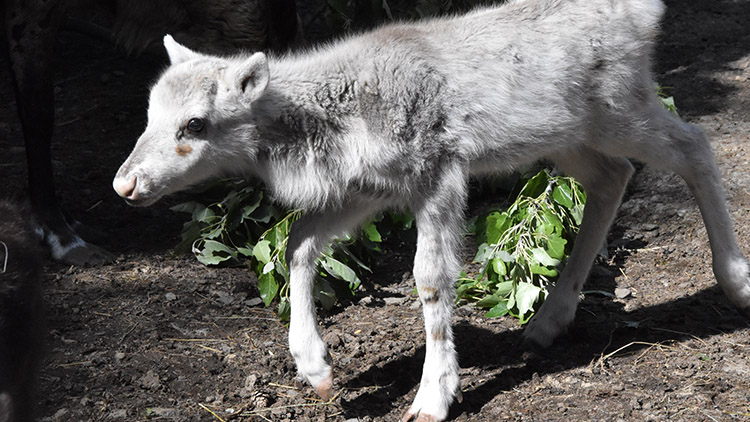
[226,53,270,105]
[164,35,202,65]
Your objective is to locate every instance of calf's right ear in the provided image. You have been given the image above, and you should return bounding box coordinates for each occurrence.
[225,53,270,105]
[163,35,201,65]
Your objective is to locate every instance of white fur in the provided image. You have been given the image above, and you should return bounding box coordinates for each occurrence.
[113,0,749,420]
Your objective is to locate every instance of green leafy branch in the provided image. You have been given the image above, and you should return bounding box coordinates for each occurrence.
[172,179,408,321]
[460,170,586,323]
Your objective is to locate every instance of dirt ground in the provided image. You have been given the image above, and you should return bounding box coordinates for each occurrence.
[1,0,749,420]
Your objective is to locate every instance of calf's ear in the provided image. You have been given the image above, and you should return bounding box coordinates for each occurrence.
[163,35,201,65]
[226,53,270,104]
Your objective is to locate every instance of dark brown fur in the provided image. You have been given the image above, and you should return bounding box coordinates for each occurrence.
[0,201,45,422]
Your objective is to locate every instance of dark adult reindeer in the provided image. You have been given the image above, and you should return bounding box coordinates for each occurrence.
[0,200,44,422]
[1,0,299,264]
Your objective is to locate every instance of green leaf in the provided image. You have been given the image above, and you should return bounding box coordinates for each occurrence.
[321,256,359,284]
[486,212,513,244]
[491,257,507,277]
[262,261,275,274]
[571,203,585,226]
[362,221,382,243]
[277,298,291,322]
[545,236,567,260]
[314,278,337,309]
[552,183,574,208]
[175,222,202,254]
[519,170,549,198]
[258,272,279,306]
[253,240,272,264]
[236,246,254,257]
[494,281,514,297]
[494,249,514,263]
[530,264,558,277]
[474,243,493,263]
[531,247,560,267]
[476,294,502,309]
[515,282,542,317]
[485,301,509,318]
[204,224,225,240]
[196,240,237,266]
[195,207,217,223]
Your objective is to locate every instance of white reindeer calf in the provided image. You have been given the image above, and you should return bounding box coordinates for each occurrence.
[113,0,750,420]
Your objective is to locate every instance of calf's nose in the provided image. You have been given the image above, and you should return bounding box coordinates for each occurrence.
[113,176,137,199]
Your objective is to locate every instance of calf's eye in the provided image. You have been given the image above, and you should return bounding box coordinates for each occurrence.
[186,118,205,133]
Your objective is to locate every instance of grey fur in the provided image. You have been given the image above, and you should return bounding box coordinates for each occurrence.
[114,0,750,420]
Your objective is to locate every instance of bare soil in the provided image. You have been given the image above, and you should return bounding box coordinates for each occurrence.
[1,0,749,420]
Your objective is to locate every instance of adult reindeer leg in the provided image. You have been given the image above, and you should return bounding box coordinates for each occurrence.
[4,0,113,265]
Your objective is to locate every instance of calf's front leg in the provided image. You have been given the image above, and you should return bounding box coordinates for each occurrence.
[284,204,374,399]
[404,165,467,422]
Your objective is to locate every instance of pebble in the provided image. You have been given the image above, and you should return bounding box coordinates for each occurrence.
[108,409,127,419]
[383,296,408,306]
[323,332,343,348]
[615,287,632,299]
[139,370,161,390]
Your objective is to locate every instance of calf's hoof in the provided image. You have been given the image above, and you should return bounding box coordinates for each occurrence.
[313,374,334,401]
[402,410,441,422]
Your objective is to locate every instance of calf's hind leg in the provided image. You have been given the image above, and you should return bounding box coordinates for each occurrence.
[603,105,750,315]
[523,148,634,348]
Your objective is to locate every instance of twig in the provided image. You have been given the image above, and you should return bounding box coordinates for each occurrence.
[242,388,344,416]
[85,200,103,212]
[58,360,93,368]
[164,338,229,342]
[119,323,138,345]
[650,327,708,347]
[197,344,222,354]
[269,382,299,390]
[198,403,227,422]
[596,340,672,371]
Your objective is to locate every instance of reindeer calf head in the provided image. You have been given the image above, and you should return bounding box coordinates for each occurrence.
[113,36,269,206]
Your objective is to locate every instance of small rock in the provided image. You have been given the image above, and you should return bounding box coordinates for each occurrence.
[53,408,70,420]
[615,287,632,299]
[215,291,234,305]
[114,352,126,361]
[165,292,177,301]
[108,409,127,419]
[359,296,373,305]
[455,305,473,317]
[245,374,258,389]
[323,332,343,348]
[383,296,408,306]
[139,370,161,390]
[247,297,263,307]
[149,408,178,417]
